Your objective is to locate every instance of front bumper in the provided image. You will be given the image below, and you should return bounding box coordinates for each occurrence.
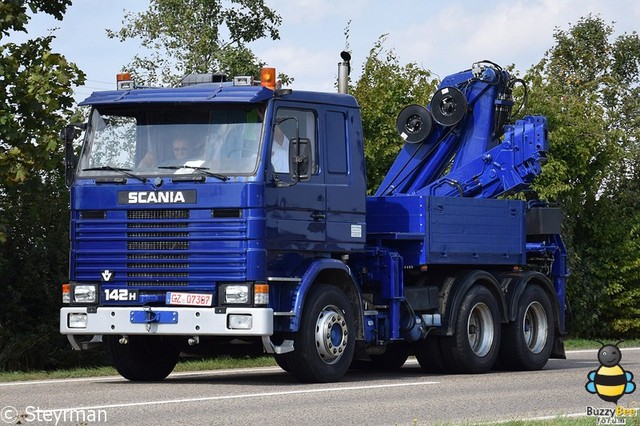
[60,306,273,336]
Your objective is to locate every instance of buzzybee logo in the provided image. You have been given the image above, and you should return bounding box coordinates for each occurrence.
[586,342,636,404]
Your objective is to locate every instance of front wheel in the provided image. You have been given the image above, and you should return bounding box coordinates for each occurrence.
[287,284,355,383]
[441,285,501,373]
[498,285,554,370]
[105,335,180,381]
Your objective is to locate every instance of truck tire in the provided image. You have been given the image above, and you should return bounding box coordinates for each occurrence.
[105,335,180,381]
[498,285,554,370]
[414,336,449,373]
[272,332,295,372]
[441,285,501,373]
[287,284,355,383]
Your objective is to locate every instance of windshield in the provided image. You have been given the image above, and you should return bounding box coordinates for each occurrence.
[77,103,265,177]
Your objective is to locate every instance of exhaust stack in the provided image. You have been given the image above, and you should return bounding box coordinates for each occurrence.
[338,51,351,94]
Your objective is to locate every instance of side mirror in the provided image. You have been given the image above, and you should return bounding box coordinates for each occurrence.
[61,123,86,187]
[289,137,311,181]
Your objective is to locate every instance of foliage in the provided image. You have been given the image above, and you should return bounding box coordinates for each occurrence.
[0,0,87,370]
[352,35,438,193]
[524,15,640,337]
[0,37,84,185]
[0,0,84,186]
[106,0,282,85]
[0,0,71,36]
[0,166,79,371]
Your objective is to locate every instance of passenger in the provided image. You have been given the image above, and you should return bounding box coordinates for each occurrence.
[271,126,290,173]
[255,107,289,173]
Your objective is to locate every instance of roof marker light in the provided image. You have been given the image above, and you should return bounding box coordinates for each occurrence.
[260,67,277,91]
[116,73,134,90]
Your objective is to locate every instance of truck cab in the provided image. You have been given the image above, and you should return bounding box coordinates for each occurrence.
[61,71,368,381]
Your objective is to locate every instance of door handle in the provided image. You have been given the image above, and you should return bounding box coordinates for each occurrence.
[311,211,326,220]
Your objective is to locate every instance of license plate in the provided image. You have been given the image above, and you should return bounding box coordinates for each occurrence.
[166,292,213,307]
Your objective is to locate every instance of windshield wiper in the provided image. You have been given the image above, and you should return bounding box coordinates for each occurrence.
[82,166,149,184]
[158,166,228,181]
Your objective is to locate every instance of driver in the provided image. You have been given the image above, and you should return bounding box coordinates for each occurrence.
[171,138,192,160]
[137,137,196,168]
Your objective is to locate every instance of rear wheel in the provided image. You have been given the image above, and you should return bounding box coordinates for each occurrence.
[287,284,355,383]
[498,285,554,370]
[441,285,501,373]
[105,335,180,381]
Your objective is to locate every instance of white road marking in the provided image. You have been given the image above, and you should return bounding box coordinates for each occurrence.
[567,347,640,354]
[46,381,440,412]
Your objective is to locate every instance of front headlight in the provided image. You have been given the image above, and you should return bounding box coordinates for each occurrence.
[74,285,97,303]
[221,284,250,304]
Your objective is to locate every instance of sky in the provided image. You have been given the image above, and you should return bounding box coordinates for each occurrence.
[5,0,640,103]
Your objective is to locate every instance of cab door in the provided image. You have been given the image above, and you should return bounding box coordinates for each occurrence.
[264,104,326,251]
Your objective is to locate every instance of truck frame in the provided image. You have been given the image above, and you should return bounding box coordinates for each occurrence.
[60,55,567,383]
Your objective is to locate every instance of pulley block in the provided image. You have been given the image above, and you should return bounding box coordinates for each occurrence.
[430,86,467,127]
[396,104,433,143]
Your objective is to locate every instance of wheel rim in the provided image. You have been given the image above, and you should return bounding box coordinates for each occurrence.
[522,301,548,354]
[467,302,494,357]
[314,305,348,365]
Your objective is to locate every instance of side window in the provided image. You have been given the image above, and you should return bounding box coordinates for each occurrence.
[272,108,317,180]
[326,111,348,175]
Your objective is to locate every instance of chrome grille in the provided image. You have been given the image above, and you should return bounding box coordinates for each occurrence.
[127,241,189,251]
[127,231,190,238]
[128,210,189,220]
[127,253,188,260]
[128,262,188,269]
[132,281,189,287]
[127,272,189,278]
[75,207,249,289]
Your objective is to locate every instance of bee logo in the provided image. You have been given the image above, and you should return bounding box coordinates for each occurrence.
[586,342,636,403]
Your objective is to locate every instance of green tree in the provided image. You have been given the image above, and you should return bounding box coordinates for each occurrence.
[0,0,88,370]
[0,1,85,185]
[107,0,282,85]
[524,15,640,337]
[353,35,438,193]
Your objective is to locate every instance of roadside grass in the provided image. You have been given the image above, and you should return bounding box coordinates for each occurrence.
[430,419,593,426]
[0,355,276,383]
[483,418,640,425]
[564,338,640,350]
[1,338,639,383]
[436,415,640,425]
[479,419,600,425]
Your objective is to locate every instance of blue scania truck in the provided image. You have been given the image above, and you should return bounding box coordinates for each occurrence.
[60,55,568,383]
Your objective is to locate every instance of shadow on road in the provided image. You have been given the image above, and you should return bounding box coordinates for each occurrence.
[95,357,588,387]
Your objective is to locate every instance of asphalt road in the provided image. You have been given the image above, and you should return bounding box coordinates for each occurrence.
[2,348,640,425]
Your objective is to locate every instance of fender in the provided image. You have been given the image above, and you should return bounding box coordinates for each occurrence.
[499,270,566,358]
[440,270,508,336]
[499,271,558,322]
[286,258,363,335]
